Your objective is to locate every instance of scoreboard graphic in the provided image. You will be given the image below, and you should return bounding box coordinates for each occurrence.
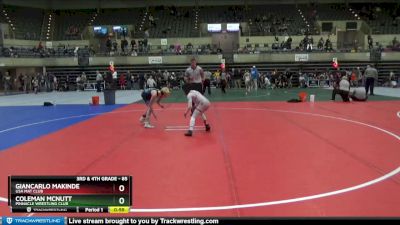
[8,176,132,213]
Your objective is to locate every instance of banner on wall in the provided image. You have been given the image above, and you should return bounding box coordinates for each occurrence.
[295,54,309,62]
[148,56,163,64]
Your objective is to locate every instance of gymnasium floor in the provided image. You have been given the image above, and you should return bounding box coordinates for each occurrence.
[0,87,399,217]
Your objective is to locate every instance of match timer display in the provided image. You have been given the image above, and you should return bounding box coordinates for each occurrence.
[8,176,132,213]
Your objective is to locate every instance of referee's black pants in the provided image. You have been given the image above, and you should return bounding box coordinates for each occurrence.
[189,82,203,94]
[365,77,375,95]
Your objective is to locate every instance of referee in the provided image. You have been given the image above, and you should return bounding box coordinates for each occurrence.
[184,58,204,93]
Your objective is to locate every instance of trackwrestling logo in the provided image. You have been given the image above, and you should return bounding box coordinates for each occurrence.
[6,217,13,224]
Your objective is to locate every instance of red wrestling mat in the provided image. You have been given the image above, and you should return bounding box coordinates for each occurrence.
[0,101,399,217]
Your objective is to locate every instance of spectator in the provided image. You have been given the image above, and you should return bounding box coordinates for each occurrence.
[368,35,373,50]
[163,70,170,84]
[23,74,30,93]
[146,75,157,88]
[325,37,333,52]
[47,73,53,92]
[306,36,313,52]
[233,68,241,88]
[131,39,137,52]
[112,40,118,53]
[144,29,149,51]
[96,70,103,92]
[286,36,292,50]
[32,76,39,94]
[299,73,306,88]
[350,69,358,87]
[243,70,251,95]
[203,70,212,95]
[81,72,87,84]
[121,39,128,54]
[3,72,11,95]
[175,43,182,55]
[76,75,82,91]
[250,65,259,91]
[106,37,112,54]
[389,71,397,88]
[53,75,58,91]
[149,14,156,27]
[220,68,227,94]
[317,37,324,50]
[39,73,45,92]
[119,73,126,90]
[38,42,43,50]
[125,71,132,90]
[392,37,399,48]
[355,67,363,86]
[364,64,378,96]
[139,73,145,90]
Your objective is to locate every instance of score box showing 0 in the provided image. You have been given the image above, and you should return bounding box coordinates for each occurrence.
[8,176,133,212]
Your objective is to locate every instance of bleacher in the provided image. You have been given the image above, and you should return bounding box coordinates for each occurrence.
[93,8,143,26]
[145,7,197,38]
[54,10,94,40]
[246,5,309,36]
[313,4,355,21]
[350,3,400,34]
[3,5,44,40]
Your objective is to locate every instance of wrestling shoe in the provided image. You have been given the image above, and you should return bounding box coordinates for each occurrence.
[184,130,193,136]
[139,116,145,124]
[144,123,155,128]
[205,124,211,132]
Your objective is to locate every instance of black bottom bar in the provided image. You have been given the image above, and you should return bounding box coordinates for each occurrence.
[12,207,107,213]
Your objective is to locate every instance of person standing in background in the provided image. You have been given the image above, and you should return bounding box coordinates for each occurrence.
[146,75,157,89]
[364,64,378,96]
[3,72,11,95]
[139,73,145,90]
[251,65,259,91]
[32,75,39,94]
[243,70,251,95]
[356,67,363,86]
[23,73,30,93]
[53,75,58,91]
[203,70,212,95]
[233,68,242,89]
[220,68,227,94]
[95,71,103,92]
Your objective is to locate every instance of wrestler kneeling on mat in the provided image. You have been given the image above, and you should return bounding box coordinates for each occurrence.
[140,87,170,128]
[183,87,211,137]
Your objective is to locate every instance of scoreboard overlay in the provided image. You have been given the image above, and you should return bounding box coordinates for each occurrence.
[8,176,132,213]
